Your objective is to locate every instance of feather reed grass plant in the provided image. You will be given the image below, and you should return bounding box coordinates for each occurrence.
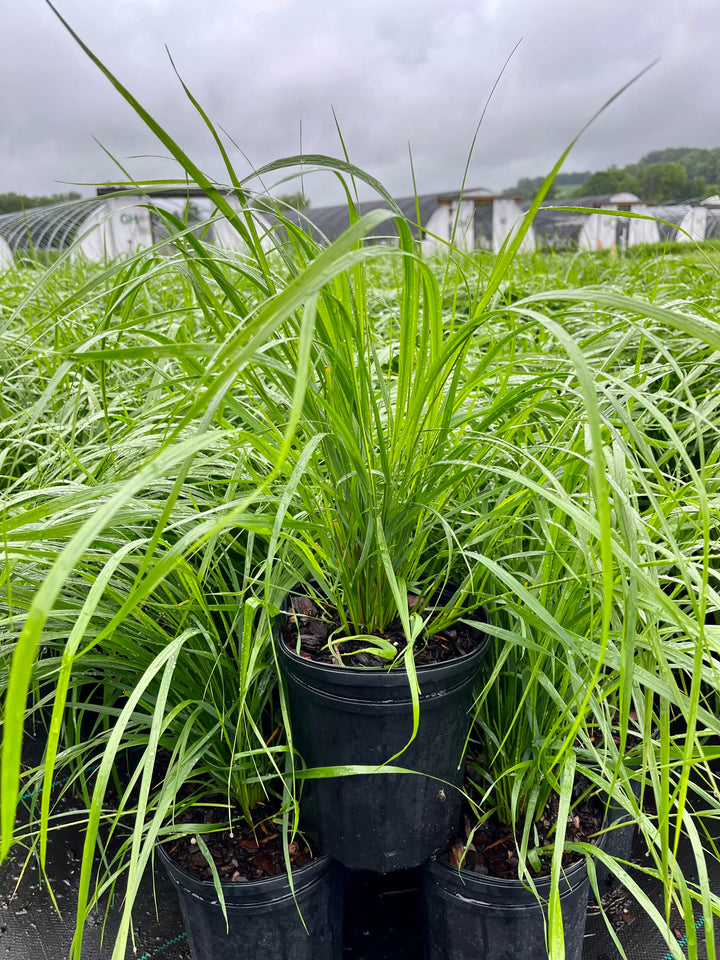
[1,9,720,960]
[439,257,720,958]
[0,18,406,957]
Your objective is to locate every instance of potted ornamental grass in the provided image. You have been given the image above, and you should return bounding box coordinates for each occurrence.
[8,503,343,960]
[417,378,615,960]
[4,11,720,960]
[262,227,504,870]
[418,287,720,959]
[243,93,651,876]
[0,20,399,956]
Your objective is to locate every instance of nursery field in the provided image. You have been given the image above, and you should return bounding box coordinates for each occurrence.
[1,228,720,960]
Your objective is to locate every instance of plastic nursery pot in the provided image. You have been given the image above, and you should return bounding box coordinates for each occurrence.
[157,846,343,960]
[594,776,641,896]
[275,602,489,873]
[422,854,591,960]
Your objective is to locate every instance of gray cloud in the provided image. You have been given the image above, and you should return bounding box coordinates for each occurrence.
[2,0,718,204]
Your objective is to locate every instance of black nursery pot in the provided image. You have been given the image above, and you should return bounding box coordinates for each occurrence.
[594,776,641,895]
[275,603,489,873]
[158,846,343,960]
[422,855,591,960]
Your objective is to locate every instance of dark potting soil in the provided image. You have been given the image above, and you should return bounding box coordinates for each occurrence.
[282,592,484,668]
[442,788,604,881]
[163,804,314,883]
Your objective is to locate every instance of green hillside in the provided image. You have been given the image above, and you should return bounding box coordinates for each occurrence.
[506,147,720,202]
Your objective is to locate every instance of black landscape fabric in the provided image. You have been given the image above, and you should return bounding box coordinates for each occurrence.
[2,732,715,960]
[1,823,717,960]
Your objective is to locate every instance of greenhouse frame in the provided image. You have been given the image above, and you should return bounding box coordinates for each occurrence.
[282,189,532,255]
[0,189,267,262]
[528,193,661,251]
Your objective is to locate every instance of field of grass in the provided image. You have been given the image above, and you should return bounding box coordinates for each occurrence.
[1,229,720,960]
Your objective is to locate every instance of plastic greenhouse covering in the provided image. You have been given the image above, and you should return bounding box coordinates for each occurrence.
[0,193,253,260]
[0,232,13,268]
[0,197,109,252]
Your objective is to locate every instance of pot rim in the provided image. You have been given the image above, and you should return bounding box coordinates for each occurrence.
[275,599,489,678]
[424,849,590,890]
[156,841,333,894]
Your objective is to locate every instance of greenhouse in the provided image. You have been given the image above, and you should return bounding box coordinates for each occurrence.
[531,208,617,251]
[0,232,13,268]
[648,195,720,242]
[0,196,108,255]
[530,193,661,250]
[0,190,250,261]
[283,189,532,255]
[650,203,708,242]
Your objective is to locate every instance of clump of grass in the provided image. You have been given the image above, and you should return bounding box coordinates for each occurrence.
[2,12,720,960]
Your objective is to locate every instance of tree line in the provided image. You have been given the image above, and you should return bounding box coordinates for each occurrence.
[506,147,720,203]
[0,191,82,216]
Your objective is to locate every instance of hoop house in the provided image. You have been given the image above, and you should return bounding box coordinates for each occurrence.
[652,205,702,242]
[0,199,107,256]
[0,234,13,269]
[531,209,617,252]
[281,190,532,255]
[0,193,213,262]
[530,193,660,250]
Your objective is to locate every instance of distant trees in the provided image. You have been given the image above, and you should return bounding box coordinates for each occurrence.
[571,167,641,198]
[0,192,82,215]
[507,148,720,204]
[573,161,716,202]
[637,163,688,201]
[629,147,720,184]
[507,173,590,201]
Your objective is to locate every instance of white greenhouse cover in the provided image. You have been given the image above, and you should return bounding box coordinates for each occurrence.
[0,235,13,270]
[492,198,534,254]
[626,202,660,246]
[421,197,530,255]
[579,213,617,251]
[75,199,154,260]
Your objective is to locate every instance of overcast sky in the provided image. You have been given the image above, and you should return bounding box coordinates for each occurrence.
[1,0,717,206]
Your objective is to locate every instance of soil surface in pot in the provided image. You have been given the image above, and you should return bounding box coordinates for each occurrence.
[443,787,604,881]
[282,593,484,667]
[164,804,314,882]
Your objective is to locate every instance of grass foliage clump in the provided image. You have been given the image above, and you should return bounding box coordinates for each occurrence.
[3,200,720,958]
[2,22,720,960]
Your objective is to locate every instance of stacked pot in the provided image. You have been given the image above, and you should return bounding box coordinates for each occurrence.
[162,601,596,960]
[276,604,597,960]
[276,611,588,960]
[275,610,490,873]
[159,846,343,960]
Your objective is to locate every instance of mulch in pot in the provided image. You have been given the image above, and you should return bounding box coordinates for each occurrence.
[282,592,484,668]
[442,786,605,881]
[164,803,314,882]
